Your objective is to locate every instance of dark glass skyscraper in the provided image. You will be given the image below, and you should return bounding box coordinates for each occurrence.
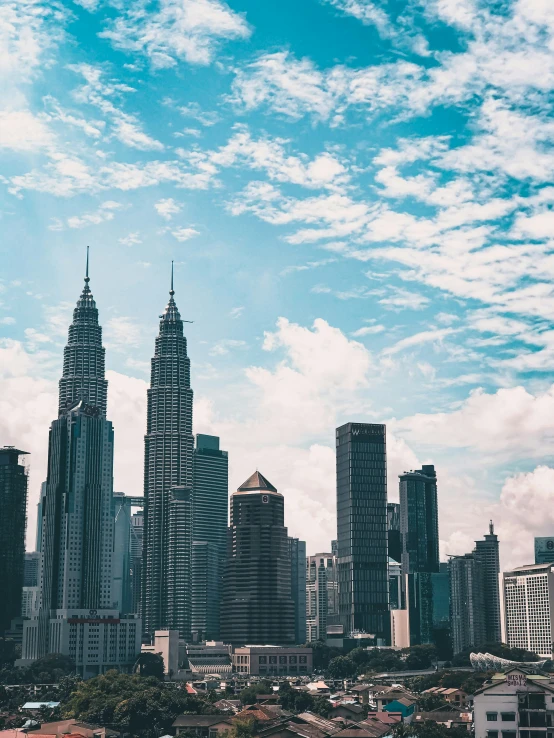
[192,434,228,641]
[336,423,390,643]
[221,471,295,645]
[143,272,194,640]
[288,537,307,645]
[387,502,402,563]
[475,521,501,644]
[0,447,28,634]
[399,465,439,645]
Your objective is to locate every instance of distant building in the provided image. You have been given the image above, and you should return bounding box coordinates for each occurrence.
[501,562,554,659]
[35,485,45,553]
[21,587,40,618]
[399,465,439,646]
[142,629,180,678]
[449,524,501,655]
[24,552,40,587]
[111,494,144,615]
[535,536,554,565]
[130,511,143,616]
[475,521,501,643]
[185,641,232,675]
[192,434,228,642]
[449,553,486,655]
[306,552,339,642]
[231,645,312,676]
[431,563,452,659]
[0,446,28,634]
[336,423,390,644]
[288,537,306,644]
[221,471,295,645]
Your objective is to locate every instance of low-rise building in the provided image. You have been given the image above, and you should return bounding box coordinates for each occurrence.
[422,686,469,707]
[473,667,554,738]
[27,721,118,738]
[412,706,472,731]
[232,646,312,676]
[172,716,233,737]
[186,641,232,674]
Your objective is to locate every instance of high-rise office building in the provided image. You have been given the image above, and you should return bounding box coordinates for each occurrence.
[535,536,554,565]
[130,511,144,616]
[0,447,28,634]
[500,563,554,659]
[221,471,295,645]
[166,486,193,639]
[112,494,144,614]
[475,521,501,643]
[191,434,228,641]
[387,502,402,563]
[143,270,194,641]
[306,552,339,642]
[431,562,451,659]
[21,260,141,676]
[336,423,390,643]
[24,552,40,588]
[448,525,501,655]
[449,553,485,655]
[288,537,306,645]
[399,465,439,645]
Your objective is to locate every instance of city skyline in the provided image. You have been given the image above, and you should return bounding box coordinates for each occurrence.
[3,0,554,571]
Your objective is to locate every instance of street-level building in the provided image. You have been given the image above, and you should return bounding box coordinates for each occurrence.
[501,563,554,659]
[474,668,554,738]
[231,645,312,675]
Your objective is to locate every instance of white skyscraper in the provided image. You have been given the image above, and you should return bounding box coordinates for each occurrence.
[500,562,554,659]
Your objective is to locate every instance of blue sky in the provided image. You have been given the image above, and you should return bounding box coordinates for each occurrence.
[2,0,554,566]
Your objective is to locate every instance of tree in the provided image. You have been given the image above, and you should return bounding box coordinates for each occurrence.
[27,653,76,683]
[0,639,17,668]
[327,656,357,679]
[63,670,221,738]
[304,642,341,671]
[403,645,436,670]
[312,696,332,718]
[239,681,272,706]
[133,652,165,680]
[278,683,316,714]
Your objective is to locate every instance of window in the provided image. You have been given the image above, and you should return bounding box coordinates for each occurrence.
[501,713,516,722]
[501,732,516,738]
[487,732,498,738]
[487,713,499,722]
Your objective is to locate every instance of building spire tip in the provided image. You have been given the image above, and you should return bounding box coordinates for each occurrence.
[170,260,174,296]
[85,246,90,284]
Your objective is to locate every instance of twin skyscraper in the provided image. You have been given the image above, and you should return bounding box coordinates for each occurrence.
[21,257,229,676]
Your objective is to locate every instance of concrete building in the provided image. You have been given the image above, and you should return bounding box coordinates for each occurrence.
[143,267,194,641]
[399,465,439,646]
[142,629,180,677]
[185,641,232,674]
[24,552,40,587]
[306,552,339,642]
[391,609,410,648]
[231,646,312,675]
[192,434,228,642]
[288,537,306,645]
[473,668,554,738]
[535,536,554,566]
[111,494,144,615]
[449,553,485,655]
[21,587,40,618]
[35,487,45,553]
[475,521,501,644]
[22,609,141,679]
[336,423,390,644]
[501,563,554,659]
[221,471,295,646]
[0,447,28,634]
[130,510,143,616]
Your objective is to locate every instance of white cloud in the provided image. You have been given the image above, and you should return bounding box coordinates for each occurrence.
[104,317,143,350]
[50,200,123,230]
[378,288,430,312]
[383,327,458,355]
[0,317,16,325]
[351,324,385,336]
[209,339,247,356]
[168,226,200,242]
[0,110,54,152]
[155,198,181,220]
[229,306,244,319]
[101,0,251,68]
[119,232,142,246]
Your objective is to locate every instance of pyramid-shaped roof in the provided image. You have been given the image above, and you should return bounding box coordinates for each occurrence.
[238,471,277,493]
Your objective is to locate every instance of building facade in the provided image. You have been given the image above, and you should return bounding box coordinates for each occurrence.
[306,552,339,642]
[500,563,554,659]
[288,537,307,645]
[220,471,295,645]
[111,494,144,615]
[191,434,228,642]
[24,552,40,587]
[20,261,141,675]
[336,423,390,643]
[475,521,501,643]
[130,511,143,616]
[387,502,402,564]
[0,447,28,633]
[399,465,439,646]
[142,274,194,640]
[232,646,312,676]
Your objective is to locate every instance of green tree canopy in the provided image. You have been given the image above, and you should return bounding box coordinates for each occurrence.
[133,652,165,680]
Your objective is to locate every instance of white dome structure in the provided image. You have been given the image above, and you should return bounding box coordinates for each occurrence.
[470,652,547,672]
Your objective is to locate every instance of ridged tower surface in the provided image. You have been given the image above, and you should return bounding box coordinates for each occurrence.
[58,272,108,416]
[143,283,194,638]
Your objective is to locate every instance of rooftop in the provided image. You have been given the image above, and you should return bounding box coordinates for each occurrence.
[237,471,278,493]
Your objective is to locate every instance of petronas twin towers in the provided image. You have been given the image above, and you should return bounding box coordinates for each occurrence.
[143,270,194,639]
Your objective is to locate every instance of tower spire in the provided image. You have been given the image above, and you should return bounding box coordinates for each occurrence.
[170,260,174,296]
[85,246,90,284]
